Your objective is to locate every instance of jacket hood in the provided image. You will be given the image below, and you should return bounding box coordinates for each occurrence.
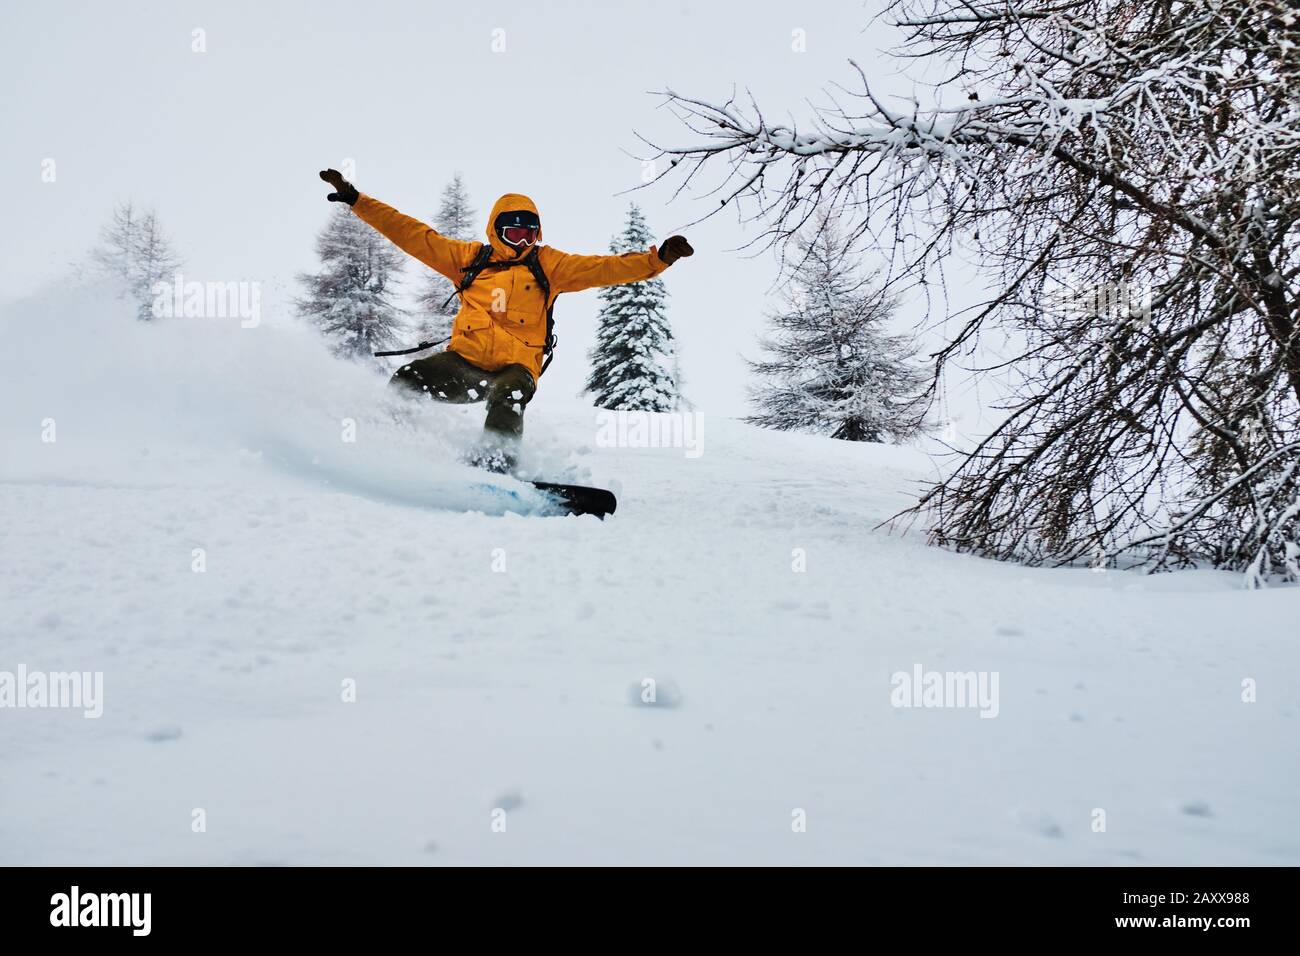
[486,193,541,259]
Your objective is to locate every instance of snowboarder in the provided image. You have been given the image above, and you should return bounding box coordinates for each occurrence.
[317,169,693,470]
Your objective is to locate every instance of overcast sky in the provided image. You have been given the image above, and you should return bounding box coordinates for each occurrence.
[4,0,990,421]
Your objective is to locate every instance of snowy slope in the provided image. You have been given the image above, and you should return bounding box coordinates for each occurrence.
[1,286,1297,866]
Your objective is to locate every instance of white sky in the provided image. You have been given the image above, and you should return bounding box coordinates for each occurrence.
[4,0,989,421]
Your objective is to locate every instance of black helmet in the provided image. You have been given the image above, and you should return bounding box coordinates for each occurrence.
[495,209,540,232]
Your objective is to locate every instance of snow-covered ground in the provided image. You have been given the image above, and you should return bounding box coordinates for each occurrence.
[1,286,1297,865]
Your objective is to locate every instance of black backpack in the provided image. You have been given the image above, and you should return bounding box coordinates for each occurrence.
[375,243,558,375]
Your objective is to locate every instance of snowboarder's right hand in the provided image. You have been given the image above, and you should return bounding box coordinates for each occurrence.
[319,169,358,206]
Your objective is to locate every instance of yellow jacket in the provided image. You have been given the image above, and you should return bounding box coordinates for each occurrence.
[352,192,672,380]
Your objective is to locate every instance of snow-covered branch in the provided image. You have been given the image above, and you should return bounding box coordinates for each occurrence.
[652,0,1300,581]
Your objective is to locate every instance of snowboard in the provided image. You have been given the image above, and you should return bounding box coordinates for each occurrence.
[460,447,616,515]
[461,451,616,517]
[466,475,617,518]
[529,481,618,518]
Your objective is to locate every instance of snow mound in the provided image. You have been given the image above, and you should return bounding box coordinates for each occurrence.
[0,281,579,514]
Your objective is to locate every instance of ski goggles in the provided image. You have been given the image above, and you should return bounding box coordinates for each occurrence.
[500,224,540,246]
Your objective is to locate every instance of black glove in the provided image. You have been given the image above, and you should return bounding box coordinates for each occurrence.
[658,235,693,265]
[319,169,359,206]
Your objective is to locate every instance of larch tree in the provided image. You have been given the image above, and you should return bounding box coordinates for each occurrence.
[92,201,182,321]
[650,0,1300,584]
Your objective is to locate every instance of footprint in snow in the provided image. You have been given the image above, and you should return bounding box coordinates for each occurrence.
[1013,809,1064,839]
[492,789,524,812]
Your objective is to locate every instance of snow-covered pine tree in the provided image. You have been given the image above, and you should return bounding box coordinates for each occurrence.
[747,217,927,443]
[414,173,476,343]
[92,201,182,321]
[584,204,680,412]
[296,206,406,362]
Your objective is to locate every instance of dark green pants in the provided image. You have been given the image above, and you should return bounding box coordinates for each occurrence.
[389,350,536,439]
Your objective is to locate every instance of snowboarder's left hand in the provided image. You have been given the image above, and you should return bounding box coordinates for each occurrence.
[658,235,693,265]
[319,169,359,206]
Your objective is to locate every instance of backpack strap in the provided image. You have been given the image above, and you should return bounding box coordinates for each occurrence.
[374,338,448,357]
[523,251,559,375]
[440,243,496,311]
